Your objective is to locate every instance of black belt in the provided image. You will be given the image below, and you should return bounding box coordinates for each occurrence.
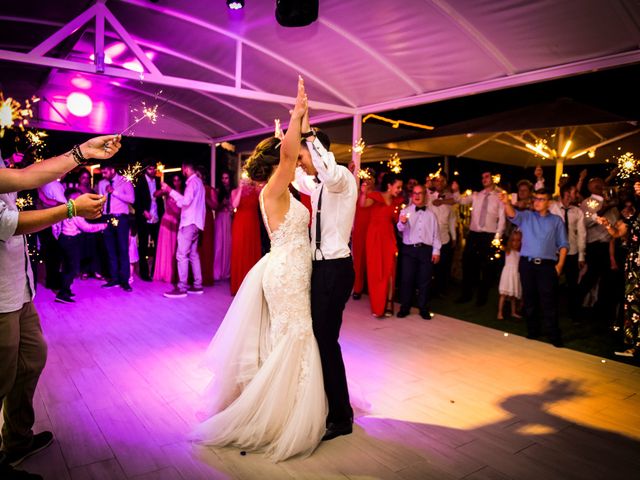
[523,256,556,265]
[406,243,430,248]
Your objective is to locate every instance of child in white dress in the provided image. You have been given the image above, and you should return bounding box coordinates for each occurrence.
[498,230,522,320]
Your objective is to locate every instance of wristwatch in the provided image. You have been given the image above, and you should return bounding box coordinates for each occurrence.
[300,129,315,139]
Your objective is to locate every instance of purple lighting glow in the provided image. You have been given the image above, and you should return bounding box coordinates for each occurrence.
[71,77,92,90]
[66,92,93,117]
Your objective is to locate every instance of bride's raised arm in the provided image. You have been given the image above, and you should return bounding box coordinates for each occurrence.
[263,76,307,200]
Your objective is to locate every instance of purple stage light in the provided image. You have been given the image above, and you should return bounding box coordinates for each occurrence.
[227,0,244,10]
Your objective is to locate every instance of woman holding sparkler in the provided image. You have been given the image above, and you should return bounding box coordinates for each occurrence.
[598,181,640,358]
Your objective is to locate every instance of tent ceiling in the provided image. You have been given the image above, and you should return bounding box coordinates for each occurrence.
[0,0,639,151]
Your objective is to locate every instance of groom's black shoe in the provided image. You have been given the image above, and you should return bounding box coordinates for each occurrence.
[321,420,353,441]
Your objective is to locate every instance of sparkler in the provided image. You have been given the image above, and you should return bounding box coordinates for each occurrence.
[15,194,33,211]
[0,93,39,137]
[109,217,119,227]
[492,174,501,185]
[121,162,144,183]
[616,152,638,180]
[357,168,373,180]
[387,153,402,174]
[352,138,365,155]
[119,91,163,137]
[24,129,48,161]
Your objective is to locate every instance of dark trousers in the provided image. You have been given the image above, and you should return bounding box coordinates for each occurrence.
[80,231,101,276]
[579,242,611,325]
[103,215,131,285]
[564,254,581,322]
[137,220,160,280]
[399,244,434,313]
[433,241,452,295]
[311,257,354,425]
[519,257,562,343]
[0,302,47,450]
[58,234,81,297]
[38,227,61,290]
[461,231,497,302]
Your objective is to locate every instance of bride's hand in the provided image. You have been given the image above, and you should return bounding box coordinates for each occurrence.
[290,76,308,121]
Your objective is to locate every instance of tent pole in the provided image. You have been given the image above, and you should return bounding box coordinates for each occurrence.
[352,113,362,181]
[210,143,216,188]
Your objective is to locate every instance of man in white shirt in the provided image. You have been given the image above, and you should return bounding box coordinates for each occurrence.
[429,173,457,296]
[397,184,441,319]
[161,160,206,298]
[97,161,135,292]
[549,184,586,323]
[295,126,357,442]
[455,171,505,306]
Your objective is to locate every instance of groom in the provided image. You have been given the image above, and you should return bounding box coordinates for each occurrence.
[295,119,358,441]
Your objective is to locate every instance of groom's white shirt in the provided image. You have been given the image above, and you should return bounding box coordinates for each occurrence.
[295,138,357,260]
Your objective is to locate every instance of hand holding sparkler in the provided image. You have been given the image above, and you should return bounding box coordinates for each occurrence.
[634,182,640,197]
[74,193,105,219]
[80,135,122,160]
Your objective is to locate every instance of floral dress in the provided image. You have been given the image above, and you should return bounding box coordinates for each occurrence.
[622,212,640,351]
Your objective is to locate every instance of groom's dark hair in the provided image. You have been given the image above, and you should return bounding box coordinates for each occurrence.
[301,129,331,151]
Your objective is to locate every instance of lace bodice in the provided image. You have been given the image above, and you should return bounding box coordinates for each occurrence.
[259,192,310,250]
[259,192,313,343]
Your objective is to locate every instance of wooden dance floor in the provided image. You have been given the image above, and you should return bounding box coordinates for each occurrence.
[11,278,640,479]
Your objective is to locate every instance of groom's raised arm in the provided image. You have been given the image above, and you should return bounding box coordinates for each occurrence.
[306,138,352,193]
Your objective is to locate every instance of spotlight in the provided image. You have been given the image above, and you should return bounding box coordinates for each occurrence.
[588,148,596,158]
[66,92,92,117]
[276,0,318,27]
[227,0,244,9]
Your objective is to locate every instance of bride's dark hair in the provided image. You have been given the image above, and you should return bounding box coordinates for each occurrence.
[244,136,281,182]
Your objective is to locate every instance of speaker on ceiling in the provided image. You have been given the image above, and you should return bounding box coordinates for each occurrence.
[275,0,319,27]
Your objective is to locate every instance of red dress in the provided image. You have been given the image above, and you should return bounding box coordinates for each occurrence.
[199,185,216,286]
[365,192,403,316]
[352,201,372,295]
[230,189,262,295]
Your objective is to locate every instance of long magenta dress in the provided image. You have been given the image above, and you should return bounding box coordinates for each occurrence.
[153,196,180,283]
[230,189,262,295]
[365,192,403,316]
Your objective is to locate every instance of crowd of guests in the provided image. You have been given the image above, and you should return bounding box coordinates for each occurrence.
[33,159,270,301]
[23,152,640,358]
[351,165,640,357]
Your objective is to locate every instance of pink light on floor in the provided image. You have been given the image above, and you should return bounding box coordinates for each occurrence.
[66,92,93,117]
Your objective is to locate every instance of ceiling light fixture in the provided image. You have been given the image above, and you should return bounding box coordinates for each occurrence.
[227,0,244,10]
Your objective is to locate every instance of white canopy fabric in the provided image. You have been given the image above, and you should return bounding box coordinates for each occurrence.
[0,0,639,145]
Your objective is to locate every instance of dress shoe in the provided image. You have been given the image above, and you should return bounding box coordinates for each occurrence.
[3,431,53,467]
[352,292,361,300]
[396,309,410,318]
[120,284,132,292]
[101,280,119,288]
[322,421,353,441]
[139,276,152,282]
[420,310,434,320]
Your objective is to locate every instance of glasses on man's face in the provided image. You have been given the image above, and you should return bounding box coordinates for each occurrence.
[533,197,548,202]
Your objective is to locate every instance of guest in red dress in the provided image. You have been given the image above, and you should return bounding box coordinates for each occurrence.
[351,177,374,300]
[361,173,404,317]
[154,174,183,284]
[229,179,262,295]
[196,166,218,286]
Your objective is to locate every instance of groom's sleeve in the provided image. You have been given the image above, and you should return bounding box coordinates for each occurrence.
[306,138,351,193]
[293,166,316,196]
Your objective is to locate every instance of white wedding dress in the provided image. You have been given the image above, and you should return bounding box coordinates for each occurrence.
[192,193,327,461]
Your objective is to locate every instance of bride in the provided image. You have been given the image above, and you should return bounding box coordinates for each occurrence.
[192,77,327,461]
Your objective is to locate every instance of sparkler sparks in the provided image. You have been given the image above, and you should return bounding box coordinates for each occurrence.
[0,93,39,137]
[357,168,373,180]
[387,153,402,174]
[616,152,638,180]
[109,217,119,227]
[119,92,163,136]
[15,194,33,210]
[352,138,365,155]
[121,162,144,183]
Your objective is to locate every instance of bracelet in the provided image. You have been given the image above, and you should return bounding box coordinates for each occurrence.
[71,198,77,217]
[71,144,87,165]
[66,200,75,219]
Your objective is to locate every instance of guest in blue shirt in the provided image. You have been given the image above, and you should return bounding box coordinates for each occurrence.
[396,185,441,319]
[500,188,568,347]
